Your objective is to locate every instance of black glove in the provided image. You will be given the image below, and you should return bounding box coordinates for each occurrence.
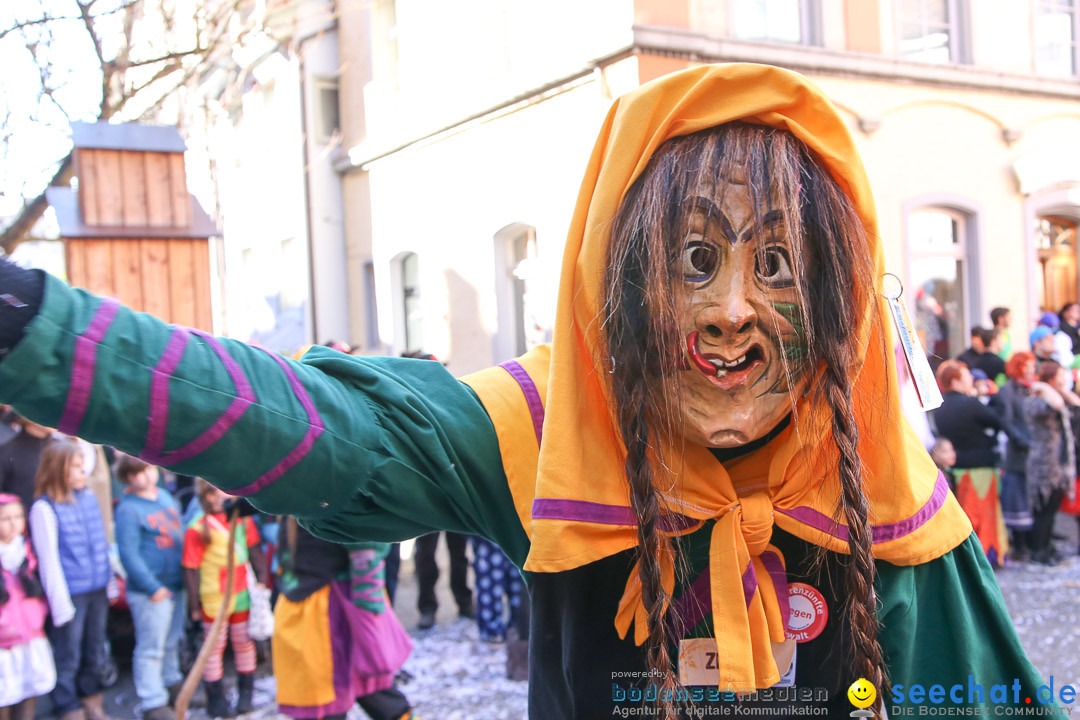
[0,256,45,358]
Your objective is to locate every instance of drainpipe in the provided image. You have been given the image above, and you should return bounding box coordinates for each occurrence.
[298,49,319,344]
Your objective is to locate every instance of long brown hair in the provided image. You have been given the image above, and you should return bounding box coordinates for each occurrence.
[33,438,83,504]
[601,123,881,710]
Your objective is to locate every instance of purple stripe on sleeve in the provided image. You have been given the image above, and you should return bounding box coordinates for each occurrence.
[158,397,251,465]
[58,299,120,435]
[142,327,190,461]
[742,560,758,607]
[499,360,543,446]
[229,349,326,497]
[153,332,256,465]
[760,550,789,626]
[775,473,949,544]
[191,331,256,401]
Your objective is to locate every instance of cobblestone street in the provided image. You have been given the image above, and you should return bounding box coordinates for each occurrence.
[995,514,1080,683]
[86,519,1080,720]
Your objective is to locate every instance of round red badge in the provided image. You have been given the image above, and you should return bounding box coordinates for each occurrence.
[786,582,828,643]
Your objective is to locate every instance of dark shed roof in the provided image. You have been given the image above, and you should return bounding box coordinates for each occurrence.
[70,122,187,153]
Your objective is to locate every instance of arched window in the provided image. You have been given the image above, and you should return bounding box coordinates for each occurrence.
[1035,215,1079,312]
[907,206,980,366]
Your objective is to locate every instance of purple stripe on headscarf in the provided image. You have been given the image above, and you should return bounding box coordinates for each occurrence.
[532,498,636,525]
[142,327,190,461]
[58,299,120,435]
[742,560,758,607]
[230,349,326,497]
[152,332,256,465]
[775,473,949,544]
[499,360,543,446]
[531,498,698,532]
[667,569,712,638]
[760,550,789,626]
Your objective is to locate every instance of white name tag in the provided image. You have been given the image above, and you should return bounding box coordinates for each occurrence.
[678,638,721,686]
[677,639,798,688]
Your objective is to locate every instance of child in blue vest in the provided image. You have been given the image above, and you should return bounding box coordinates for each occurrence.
[0,492,55,720]
[28,439,113,720]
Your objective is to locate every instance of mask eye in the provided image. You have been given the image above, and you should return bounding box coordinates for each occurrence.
[681,241,718,283]
[756,245,795,288]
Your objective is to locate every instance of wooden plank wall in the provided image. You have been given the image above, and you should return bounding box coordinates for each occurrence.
[65,238,213,331]
[75,148,190,228]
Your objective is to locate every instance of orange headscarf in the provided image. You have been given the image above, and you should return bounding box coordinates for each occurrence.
[463,63,971,691]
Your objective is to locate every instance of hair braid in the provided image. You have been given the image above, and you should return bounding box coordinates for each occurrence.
[823,356,887,711]
[799,147,887,712]
[622,399,677,711]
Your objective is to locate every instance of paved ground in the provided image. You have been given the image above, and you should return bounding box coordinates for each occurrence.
[79,518,1080,720]
[94,539,530,720]
[995,512,1080,683]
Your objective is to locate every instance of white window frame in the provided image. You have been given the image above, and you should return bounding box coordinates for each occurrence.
[1033,0,1080,77]
[726,0,823,46]
[313,76,340,145]
[896,0,969,64]
[390,251,423,355]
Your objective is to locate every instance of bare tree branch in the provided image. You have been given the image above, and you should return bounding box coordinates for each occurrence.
[120,47,205,68]
[0,15,78,43]
[0,0,144,42]
[0,155,72,252]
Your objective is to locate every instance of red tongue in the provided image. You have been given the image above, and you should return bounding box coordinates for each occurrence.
[686,332,717,375]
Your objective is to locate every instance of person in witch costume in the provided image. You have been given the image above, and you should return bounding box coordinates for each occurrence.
[0,64,1045,718]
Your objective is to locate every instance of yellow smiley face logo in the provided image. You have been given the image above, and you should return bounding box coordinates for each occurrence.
[848,678,877,709]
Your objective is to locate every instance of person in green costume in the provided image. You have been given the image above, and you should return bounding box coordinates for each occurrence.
[0,64,1055,718]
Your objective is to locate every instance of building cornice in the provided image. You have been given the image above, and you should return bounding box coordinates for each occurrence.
[338,26,1080,173]
[633,25,1080,101]
[337,45,636,173]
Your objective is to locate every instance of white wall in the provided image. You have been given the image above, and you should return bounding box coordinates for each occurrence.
[360,78,610,375]
[300,28,350,345]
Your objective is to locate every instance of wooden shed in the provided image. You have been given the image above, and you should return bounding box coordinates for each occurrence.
[45,122,219,331]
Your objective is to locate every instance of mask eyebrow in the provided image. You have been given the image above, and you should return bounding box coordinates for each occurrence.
[739,209,784,244]
[683,196,737,245]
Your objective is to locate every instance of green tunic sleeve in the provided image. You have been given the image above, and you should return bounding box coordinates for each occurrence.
[878,533,1050,710]
[0,274,528,563]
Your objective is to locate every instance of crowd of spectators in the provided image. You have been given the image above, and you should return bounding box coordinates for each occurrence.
[928,304,1080,568]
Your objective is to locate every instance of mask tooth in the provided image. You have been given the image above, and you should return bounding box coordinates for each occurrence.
[716,369,728,379]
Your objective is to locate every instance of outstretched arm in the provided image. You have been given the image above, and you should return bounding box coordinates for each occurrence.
[0,261,528,561]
